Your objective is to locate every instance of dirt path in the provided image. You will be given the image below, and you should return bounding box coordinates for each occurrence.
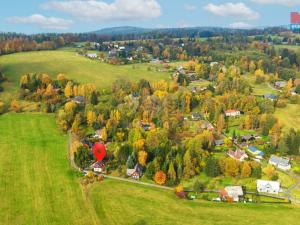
[102,174,173,190]
[285,171,300,204]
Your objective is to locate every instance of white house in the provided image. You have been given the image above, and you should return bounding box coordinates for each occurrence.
[224,110,240,117]
[269,155,291,171]
[257,180,280,194]
[87,53,98,58]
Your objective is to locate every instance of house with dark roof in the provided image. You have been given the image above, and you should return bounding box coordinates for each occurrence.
[191,112,201,120]
[71,96,85,104]
[141,123,151,131]
[241,134,256,142]
[269,155,291,171]
[92,161,105,173]
[126,164,143,180]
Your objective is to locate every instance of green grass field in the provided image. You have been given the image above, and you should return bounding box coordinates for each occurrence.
[243,75,276,95]
[274,104,300,132]
[91,179,300,225]
[0,113,100,225]
[0,49,170,99]
[1,113,300,225]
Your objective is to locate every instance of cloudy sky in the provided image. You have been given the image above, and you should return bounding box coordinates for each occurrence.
[1,0,300,33]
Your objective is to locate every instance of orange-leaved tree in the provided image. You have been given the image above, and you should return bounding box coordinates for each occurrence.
[154,171,166,185]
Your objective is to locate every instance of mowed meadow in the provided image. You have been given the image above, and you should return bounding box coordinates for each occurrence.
[0,49,169,96]
[0,113,100,225]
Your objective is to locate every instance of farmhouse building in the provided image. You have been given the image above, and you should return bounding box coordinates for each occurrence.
[269,155,291,171]
[200,121,214,130]
[224,110,240,117]
[220,186,244,202]
[275,81,286,88]
[241,134,256,142]
[227,149,248,161]
[92,161,105,173]
[257,179,280,194]
[126,164,143,180]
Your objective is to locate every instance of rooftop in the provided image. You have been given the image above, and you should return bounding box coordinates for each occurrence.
[269,155,290,166]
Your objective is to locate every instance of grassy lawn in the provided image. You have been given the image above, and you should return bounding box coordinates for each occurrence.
[0,49,170,99]
[0,113,100,225]
[274,104,300,132]
[243,75,276,95]
[90,179,300,225]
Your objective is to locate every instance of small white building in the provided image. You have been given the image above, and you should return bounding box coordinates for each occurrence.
[257,179,280,194]
[224,110,240,117]
[269,155,291,171]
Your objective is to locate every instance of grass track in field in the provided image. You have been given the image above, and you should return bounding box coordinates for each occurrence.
[0,113,100,225]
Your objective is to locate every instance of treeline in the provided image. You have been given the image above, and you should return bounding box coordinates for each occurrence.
[0,35,65,55]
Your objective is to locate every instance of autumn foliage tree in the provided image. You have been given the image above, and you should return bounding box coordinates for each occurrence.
[154,171,166,185]
[241,162,251,178]
[138,150,148,166]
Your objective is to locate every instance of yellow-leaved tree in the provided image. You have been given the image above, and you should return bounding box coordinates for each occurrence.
[87,111,96,127]
[64,81,73,98]
[138,151,148,166]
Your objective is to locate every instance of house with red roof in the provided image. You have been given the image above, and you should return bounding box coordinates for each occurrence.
[224,110,240,117]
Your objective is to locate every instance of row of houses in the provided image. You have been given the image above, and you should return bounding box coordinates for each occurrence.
[220,179,281,202]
